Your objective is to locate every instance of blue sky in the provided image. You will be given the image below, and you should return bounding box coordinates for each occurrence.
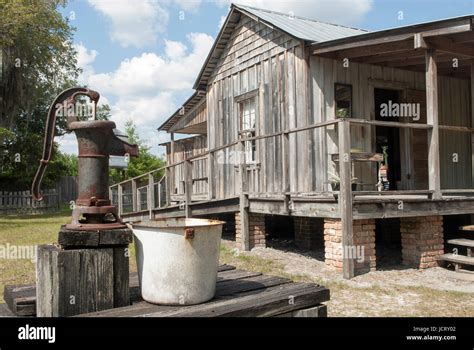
[56,0,474,155]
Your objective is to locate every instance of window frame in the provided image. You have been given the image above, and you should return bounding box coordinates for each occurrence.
[235,88,259,165]
[334,83,353,118]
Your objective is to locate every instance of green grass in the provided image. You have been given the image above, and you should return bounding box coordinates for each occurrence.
[0,206,137,303]
[0,206,72,302]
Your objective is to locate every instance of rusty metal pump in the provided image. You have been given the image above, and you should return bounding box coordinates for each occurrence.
[32,87,138,230]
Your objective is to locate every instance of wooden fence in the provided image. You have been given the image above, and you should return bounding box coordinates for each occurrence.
[0,189,60,215]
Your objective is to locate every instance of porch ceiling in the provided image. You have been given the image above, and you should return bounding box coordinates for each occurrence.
[312,16,474,79]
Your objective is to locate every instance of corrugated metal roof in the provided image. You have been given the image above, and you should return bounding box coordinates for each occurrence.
[164,4,370,133]
[234,4,369,43]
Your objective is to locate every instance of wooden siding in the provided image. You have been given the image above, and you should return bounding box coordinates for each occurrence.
[165,135,208,195]
[169,14,472,202]
[310,56,472,191]
[207,14,304,200]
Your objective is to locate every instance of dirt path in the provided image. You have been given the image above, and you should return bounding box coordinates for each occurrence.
[220,239,474,317]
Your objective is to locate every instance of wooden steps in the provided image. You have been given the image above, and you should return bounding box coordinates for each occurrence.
[437,253,474,265]
[447,238,474,249]
[438,235,474,271]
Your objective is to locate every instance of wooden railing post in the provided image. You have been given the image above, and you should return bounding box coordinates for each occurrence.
[117,184,123,216]
[165,167,172,206]
[426,48,442,200]
[238,139,250,251]
[281,131,290,213]
[148,173,155,219]
[184,159,192,218]
[131,179,137,212]
[338,118,354,279]
[470,60,474,189]
[208,150,215,200]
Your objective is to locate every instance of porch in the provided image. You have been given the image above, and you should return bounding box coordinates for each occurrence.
[109,16,474,278]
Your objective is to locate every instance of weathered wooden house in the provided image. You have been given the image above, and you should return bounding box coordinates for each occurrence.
[110,4,474,278]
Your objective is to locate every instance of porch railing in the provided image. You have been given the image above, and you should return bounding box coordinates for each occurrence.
[109,117,474,219]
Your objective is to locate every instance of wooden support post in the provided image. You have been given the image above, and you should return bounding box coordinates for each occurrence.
[239,139,250,251]
[184,159,192,218]
[470,60,474,191]
[281,131,290,213]
[131,179,137,212]
[338,118,354,279]
[426,48,442,200]
[37,231,131,317]
[170,133,176,205]
[109,186,113,205]
[208,151,215,200]
[148,173,155,220]
[117,184,123,216]
[165,167,172,207]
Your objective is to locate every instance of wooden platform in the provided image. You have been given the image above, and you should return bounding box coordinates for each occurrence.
[2,265,330,318]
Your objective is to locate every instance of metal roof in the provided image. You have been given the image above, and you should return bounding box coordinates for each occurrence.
[193,3,368,90]
[164,3,369,133]
[234,4,368,43]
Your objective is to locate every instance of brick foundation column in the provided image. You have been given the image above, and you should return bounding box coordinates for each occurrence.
[324,218,376,274]
[235,212,266,249]
[294,217,324,250]
[400,215,444,269]
[353,219,376,273]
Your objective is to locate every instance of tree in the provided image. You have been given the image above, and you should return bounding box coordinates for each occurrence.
[0,0,79,129]
[109,120,165,184]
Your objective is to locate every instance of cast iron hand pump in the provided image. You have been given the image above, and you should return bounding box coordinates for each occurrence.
[32,87,139,230]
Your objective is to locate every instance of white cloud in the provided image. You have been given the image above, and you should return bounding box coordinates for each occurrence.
[87,0,169,48]
[87,32,213,97]
[74,43,98,84]
[164,39,187,59]
[214,0,373,25]
[173,0,202,11]
[66,33,214,155]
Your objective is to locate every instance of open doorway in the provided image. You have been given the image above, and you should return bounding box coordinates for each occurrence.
[374,88,402,190]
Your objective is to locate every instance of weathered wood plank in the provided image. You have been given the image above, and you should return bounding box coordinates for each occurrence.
[447,238,474,248]
[140,283,329,317]
[57,227,133,248]
[426,48,442,199]
[4,285,36,316]
[113,246,130,308]
[4,265,237,316]
[338,119,355,279]
[37,245,115,317]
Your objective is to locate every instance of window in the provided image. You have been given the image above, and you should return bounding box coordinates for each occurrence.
[239,97,257,163]
[335,83,352,118]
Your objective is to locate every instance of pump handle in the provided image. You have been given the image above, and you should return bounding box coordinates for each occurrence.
[32,87,100,201]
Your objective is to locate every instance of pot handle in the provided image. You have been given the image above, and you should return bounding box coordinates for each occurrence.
[184,228,195,240]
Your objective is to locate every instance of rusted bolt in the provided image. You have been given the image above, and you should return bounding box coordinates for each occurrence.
[184,228,195,240]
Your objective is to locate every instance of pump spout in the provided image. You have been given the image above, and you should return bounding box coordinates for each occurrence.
[107,128,139,157]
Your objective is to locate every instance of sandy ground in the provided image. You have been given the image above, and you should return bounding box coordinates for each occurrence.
[221,238,474,316]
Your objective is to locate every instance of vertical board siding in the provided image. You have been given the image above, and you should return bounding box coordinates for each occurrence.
[170,14,471,203]
[310,56,471,191]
